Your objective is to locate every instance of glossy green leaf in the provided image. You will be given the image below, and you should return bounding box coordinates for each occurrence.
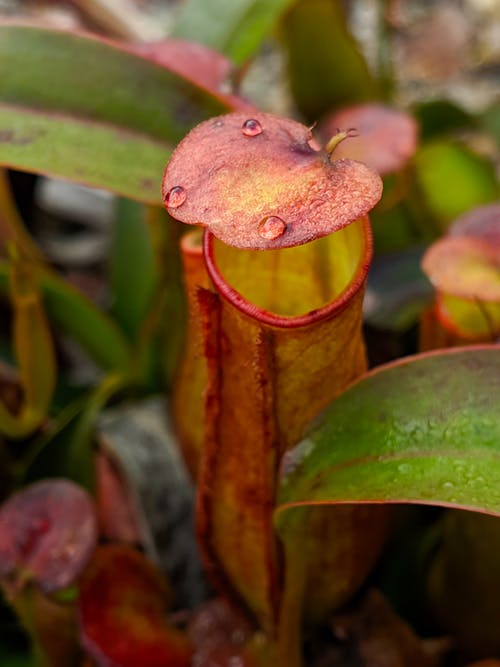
[0,23,234,203]
[414,140,499,232]
[277,347,500,520]
[172,0,293,64]
[280,0,377,122]
[0,261,131,372]
[109,200,159,341]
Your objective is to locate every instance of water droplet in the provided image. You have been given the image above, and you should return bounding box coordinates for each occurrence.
[242,118,263,137]
[165,185,186,208]
[258,216,287,240]
[442,482,454,490]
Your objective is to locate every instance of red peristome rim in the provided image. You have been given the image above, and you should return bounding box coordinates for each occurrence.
[203,216,373,330]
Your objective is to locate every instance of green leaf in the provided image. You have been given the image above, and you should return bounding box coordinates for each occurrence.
[277,347,500,521]
[279,0,377,122]
[109,200,159,341]
[414,140,500,232]
[172,0,294,64]
[0,261,131,372]
[0,23,234,203]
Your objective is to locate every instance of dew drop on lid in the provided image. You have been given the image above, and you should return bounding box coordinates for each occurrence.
[258,216,287,240]
[242,118,263,137]
[165,185,186,208]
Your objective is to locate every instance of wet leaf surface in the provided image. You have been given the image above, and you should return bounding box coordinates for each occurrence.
[277,347,500,519]
[0,479,97,595]
[163,112,382,249]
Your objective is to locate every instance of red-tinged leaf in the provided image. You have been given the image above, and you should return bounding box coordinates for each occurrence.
[135,39,232,95]
[276,347,500,518]
[318,104,419,176]
[0,479,97,596]
[95,451,141,545]
[78,545,190,667]
[162,112,382,249]
[133,39,253,114]
[0,22,240,203]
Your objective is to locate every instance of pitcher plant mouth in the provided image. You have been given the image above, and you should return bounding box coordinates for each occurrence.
[203,216,372,329]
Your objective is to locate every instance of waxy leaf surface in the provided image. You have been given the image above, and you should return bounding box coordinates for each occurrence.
[319,104,418,176]
[79,545,190,667]
[163,112,382,249]
[0,479,97,594]
[277,347,500,518]
[0,23,237,203]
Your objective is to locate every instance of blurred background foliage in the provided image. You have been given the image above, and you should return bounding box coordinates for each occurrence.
[0,0,499,664]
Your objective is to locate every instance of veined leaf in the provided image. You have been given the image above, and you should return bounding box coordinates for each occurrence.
[171,0,294,65]
[0,23,236,203]
[277,347,500,519]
